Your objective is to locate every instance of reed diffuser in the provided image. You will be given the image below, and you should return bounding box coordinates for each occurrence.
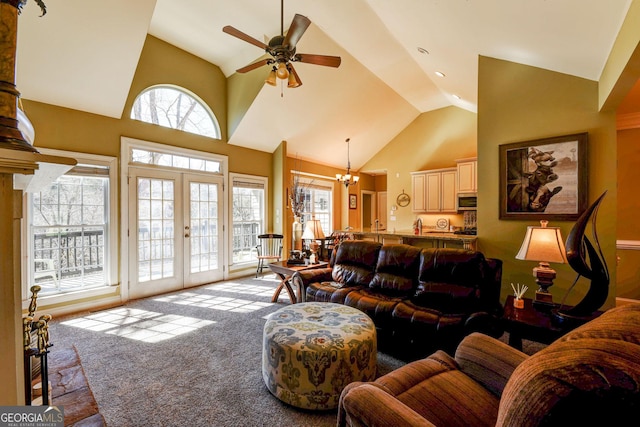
[511,283,528,309]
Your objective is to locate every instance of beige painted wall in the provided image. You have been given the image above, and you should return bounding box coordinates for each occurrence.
[616,127,640,300]
[477,56,618,308]
[362,106,477,232]
[283,155,375,253]
[617,127,640,239]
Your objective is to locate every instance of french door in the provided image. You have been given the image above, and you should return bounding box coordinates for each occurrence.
[128,167,223,299]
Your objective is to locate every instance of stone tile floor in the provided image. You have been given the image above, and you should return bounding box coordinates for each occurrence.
[32,346,105,426]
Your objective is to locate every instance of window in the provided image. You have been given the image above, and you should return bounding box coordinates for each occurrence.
[299,179,332,235]
[28,155,116,296]
[231,174,267,265]
[131,85,220,139]
[130,147,222,173]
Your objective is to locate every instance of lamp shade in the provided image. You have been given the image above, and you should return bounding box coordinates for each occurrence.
[301,219,325,240]
[265,68,277,86]
[516,220,567,263]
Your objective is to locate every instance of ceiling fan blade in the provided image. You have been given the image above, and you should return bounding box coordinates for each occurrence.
[294,53,342,68]
[236,58,272,73]
[282,14,311,49]
[287,63,303,88]
[223,25,268,50]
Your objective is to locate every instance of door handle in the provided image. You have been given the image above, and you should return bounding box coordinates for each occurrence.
[185,225,190,238]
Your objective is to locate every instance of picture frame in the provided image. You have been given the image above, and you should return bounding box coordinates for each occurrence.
[349,194,357,209]
[499,132,588,220]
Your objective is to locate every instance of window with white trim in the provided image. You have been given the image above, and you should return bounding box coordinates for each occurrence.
[28,154,117,296]
[131,85,221,139]
[129,147,222,173]
[231,174,267,265]
[299,179,332,235]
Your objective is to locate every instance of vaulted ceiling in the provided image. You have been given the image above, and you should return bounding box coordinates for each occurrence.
[15,0,633,171]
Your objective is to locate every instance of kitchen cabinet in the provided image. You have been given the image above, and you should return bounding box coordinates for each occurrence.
[411,173,427,211]
[411,168,457,212]
[456,157,477,193]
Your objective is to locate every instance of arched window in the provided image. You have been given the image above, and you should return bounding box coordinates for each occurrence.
[131,85,220,139]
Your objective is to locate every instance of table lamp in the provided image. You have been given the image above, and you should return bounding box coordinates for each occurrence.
[516,220,567,307]
[301,218,325,263]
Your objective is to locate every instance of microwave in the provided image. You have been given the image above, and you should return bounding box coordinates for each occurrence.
[457,193,477,211]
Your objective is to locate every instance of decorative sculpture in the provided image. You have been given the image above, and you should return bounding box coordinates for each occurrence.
[553,191,609,325]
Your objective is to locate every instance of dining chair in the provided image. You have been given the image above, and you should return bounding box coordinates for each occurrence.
[255,233,284,277]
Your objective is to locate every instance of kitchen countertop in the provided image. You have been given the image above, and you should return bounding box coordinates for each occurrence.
[352,230,477,250]
[353,230,477,242]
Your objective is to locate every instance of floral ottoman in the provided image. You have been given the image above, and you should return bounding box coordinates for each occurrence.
[262,302,377,410]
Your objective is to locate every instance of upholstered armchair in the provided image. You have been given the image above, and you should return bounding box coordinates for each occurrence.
[338,303,640,427]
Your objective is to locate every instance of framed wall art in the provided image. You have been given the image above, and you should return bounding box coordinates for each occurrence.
[349,194,357,209]
[499,132,588,220]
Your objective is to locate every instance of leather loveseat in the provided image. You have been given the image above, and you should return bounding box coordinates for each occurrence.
[291,240,503,360]
[337,303,640,427]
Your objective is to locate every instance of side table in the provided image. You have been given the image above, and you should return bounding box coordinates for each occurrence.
[267,261,328,303]
[502,295,602,351]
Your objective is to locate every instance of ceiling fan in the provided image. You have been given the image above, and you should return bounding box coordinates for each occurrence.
[222,0,341,88]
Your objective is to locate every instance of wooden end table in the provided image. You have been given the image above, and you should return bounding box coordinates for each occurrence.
[268,260,329,304]
[502,295,602,351]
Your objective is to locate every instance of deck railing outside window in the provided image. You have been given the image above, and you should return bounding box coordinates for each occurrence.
[32,228,106,293]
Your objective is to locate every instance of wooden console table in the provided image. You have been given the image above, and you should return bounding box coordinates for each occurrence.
[268,261,328,303]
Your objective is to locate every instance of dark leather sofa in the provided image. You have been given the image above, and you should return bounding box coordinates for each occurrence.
[291,240,503,360]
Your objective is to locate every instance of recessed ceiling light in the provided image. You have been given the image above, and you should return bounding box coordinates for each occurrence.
[417,47,429,54]
[453,94,461,100]
[435,71,446,78]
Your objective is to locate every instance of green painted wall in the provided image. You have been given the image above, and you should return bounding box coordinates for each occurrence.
[599,0,640,111]
[17,30,640,311]
[21,35,275,287]
[23,35,273,177]
[477,56,618,308]
[227,57,267,139]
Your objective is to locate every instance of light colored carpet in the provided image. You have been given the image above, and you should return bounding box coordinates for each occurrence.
[48,274,544,426]
[48,274,406,426]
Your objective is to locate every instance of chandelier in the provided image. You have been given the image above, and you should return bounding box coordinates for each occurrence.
[336,138,359,187]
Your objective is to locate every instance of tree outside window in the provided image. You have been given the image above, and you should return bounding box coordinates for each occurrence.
[131,86,220,139]
[231,176,266,264]
[300,185,332,236]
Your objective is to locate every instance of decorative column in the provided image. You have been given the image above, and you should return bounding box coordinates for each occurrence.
[0,0,46,405]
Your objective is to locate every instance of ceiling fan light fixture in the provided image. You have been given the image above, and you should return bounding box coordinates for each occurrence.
[276,62,289,79]
[287,71,301,88]
[265,68,277,86]
[287,65,302,88]
[223,3,340,89]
